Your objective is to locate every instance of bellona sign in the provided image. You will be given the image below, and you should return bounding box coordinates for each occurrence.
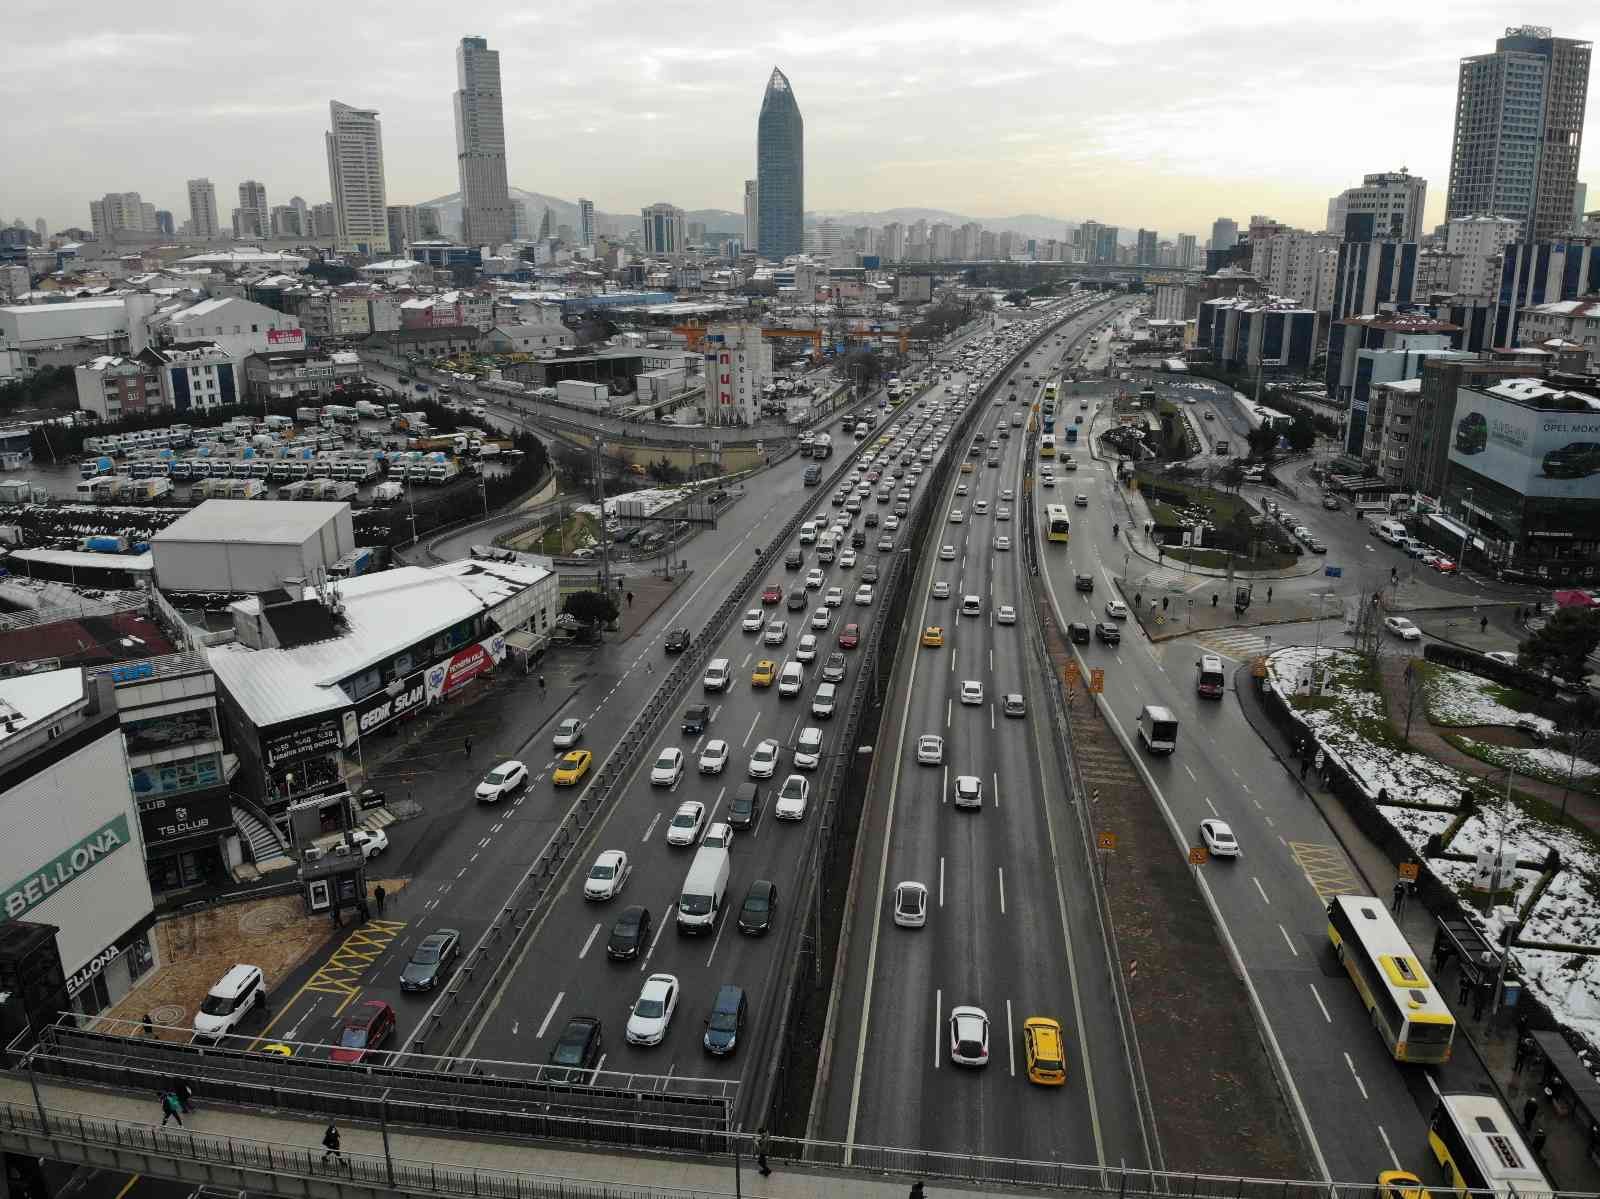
[4,814,132,921]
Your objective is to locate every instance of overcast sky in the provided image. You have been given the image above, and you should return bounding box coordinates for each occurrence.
[9,0,1597,239]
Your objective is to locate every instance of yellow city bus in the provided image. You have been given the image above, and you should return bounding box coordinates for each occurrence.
[1045,503,1071,543]
[1326,894,1456,1063]
[1039,434,1056,459]
[1426,1093,1550,1198]
[1044,383,1058,406]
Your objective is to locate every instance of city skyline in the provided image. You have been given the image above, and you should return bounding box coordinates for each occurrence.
[8,0,1597,239]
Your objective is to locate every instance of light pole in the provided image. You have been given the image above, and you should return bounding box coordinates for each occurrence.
[1459,486,1473,572]
[1310,590,1338,693]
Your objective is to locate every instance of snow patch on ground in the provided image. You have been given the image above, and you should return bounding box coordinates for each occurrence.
[1423,664,1555,733]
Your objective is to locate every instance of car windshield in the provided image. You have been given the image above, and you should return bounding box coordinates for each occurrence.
[413,944,441,964]
[781,781,802,798]
[635,996,664,1018]
[672,812,695,827]
[198,993,236,1016]
[552,1039,585,1065]
[339,1025,369,1049]
[709,1010,739,1032]
[744,893,769,913]
[487,766,513,783]
[899,890,923,913]
[558,721,578,735]
[731,795,753,812]
[655,754,675,769]
[591,862,615,878]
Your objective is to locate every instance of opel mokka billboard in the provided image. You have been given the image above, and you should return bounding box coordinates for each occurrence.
[1448,392,1600,500]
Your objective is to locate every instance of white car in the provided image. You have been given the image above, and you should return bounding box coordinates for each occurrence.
[795,633,818,662]
[1000,488,1015,502]
[932,580,951,599]
[1384,616,1423,641]
[956,483,969,496]
[824,586,845,608]
[665,800,706,846]
[1200,819,1240,858]
[551,718,584,749]
[702,821,734,851]
[651,747,685,787]
[1485,651,1519,665]
[953,774,983,809]
[949,509,965,524]
[811,606,832,631]
[805,568,825,590]
[476,760,529,802]
[625,973,679,1046]
[698,739,730,774]
[939,545,956,561]
[973,499,989,515]
[883,515,900,531]
[917,734,944,764]
[996,604,1016,625]
[994,535,1012,551]
[764,619,788,646]
[960,679,984,705]
[893,881,928,928]
[1105,599,1129,619]
[996,506,1011,521]
[748,737,781,779]
[949,1005,990,1066]
[838,549,857,568]
[794,726,824,770]
[583,849,630,900]
[742,608,764,632]
[854,585,874,606]
[349,828,388,860]
[778,661,805,696]
[775,773,811,821]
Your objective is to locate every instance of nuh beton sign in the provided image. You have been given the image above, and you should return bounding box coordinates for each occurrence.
[4,815,131,921]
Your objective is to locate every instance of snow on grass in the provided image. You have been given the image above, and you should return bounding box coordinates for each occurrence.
[1421,663,1554,733]
[1451,736,1600,788]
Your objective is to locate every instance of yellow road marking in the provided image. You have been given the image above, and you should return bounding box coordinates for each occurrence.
[1289,842,1361,898]
[248,919,407,1047]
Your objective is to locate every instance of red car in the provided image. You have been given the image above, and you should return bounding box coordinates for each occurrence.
[761,583,783,605]
[864,470,880,483]
[839,623,861,650]
[330,999,396,1064]
[1432,557,1458,573]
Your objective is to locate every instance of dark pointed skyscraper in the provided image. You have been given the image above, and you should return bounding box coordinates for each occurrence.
[757,67,803,259]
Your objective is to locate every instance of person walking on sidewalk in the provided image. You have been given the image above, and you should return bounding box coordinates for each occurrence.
[463,734,473,757]
[1522,1096,1539,1130]
[374,883,386,915]
[1514,1034,1534,1074]
[160,1091,183,1127]
[322,1122,345,1165]
[755,1127,771,1177]
[172,1077,194,1114]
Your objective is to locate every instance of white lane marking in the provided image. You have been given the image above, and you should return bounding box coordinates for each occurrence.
[578,924,600,960]
[997,867,1007,915]
[1308,984,1331,1024]
[941,764,948,801]
[534,991,564,1038]
[1252,877,1271,905]
[1006,999,1016,1077]
[742,713,761,747]
[993,770,1000,809]
[933,989,942,1070]
[946,698,952,729]
[939,857,945,905]
[1278,925,1299,957]
[1204,796,1219,817]
[1184,764,1197,782]
[641,812,661,843]
[1377,1125,1401,1171]
[703,904,730,968]
[1343,1052,1368,1100]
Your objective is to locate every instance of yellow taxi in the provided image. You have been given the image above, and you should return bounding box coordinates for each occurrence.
[960,462,975,474]
[1377,1172,1430,1199]
[552,749,593,786]
[921,626,944,648]
[751,659,778,687]
[1022,1016,1067,1086]
[259,1042,294,1057]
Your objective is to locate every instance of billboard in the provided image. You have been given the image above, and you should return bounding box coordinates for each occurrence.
[1448,391,1600,499]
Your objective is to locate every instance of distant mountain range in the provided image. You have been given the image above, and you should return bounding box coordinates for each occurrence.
[422,189,1111,246]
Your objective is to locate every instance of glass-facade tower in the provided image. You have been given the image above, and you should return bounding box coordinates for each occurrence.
[757,67,803,259]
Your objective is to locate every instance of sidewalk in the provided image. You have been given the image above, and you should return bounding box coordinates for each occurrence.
[1232,668,1600,1193]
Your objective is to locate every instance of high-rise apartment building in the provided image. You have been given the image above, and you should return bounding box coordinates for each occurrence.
[756,67,803,259]
[1177,233,1197,268]
[236,180,268,239]
[385,205,419,253]
[1210,218,1239,252]
[1447,26,1592,242]
[1078,221,1118,265]
[579,198,596,247]
[641,203,686,255]
[186,179,219,240]
[154,210,174,237]
[88,192,150,242]
[741,181,757,250]
[1444,214,1521,295]
[1328,169,1428,242]
[325,101,390,256]
[879,222,904,263]
[454,36,512,249]
[310,202,336,240]
[1135,228,1158,265]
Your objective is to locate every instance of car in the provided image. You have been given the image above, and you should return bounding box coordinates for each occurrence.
[877,534,895,552]
[793,726,824,770]
[838,548,857,568]
[699,739,730,774]
[806,568,825,590]
[330,998,396,1064]
[651,747,685,787]
[1200,819,1240,858]
[884,515,900,531]
[775,773,810,820]
[553,750,593,786]
[960,679,983,705]
[546,1015,604,1081]
[399,928,461,992]
[761,583,783,605]
[551,717,584,749]
[949,1005,990,1066]
[1074,494,1088,507]
[864,511,880,528]
[1001,487,1015,501]
[1384,616,1422,641]
[917,734,944,764]
[1322,495,1340,511]
[953,774,983,808]
[748,737,781,779]
[1023,1016,1067,1086]
[1095,621,1122,645]
[854,585,875,606]
[1002,693,1026,718]
[1307,537,1327,554]
[625,974,679,1046]
[996,506,1011,521]
[1377,1172,1429,1199]
[1075,572,1095,593]
[584,849,631,900]
[862,562,879,583]
[996,604,1016,625]
[821,651,848,682]
[348,827,388,860]
[1105,599,1129,619]
[939,544,956,562]
[922,625,944,648]
[811,605,832,631]
[994,535,1012,551]
[1432,556,1458,573]
[738,881,777,936]
[476,759,528,802]
[702,821,734,850]
[751,659,777,687]
[795,633,818,662]
[664,628,691,654]
[1069,621,1091,644]
[666,800,706,846]
[932,580,951,599]
[839,623,861,650]
[1485,651,1519,665]
[764,619,788,646]
[824,585,845,607]
[742,609,764,632]
[727,782,762,830]
[778,660,804,695]
[949,509,965,524]
[681,704,710,735]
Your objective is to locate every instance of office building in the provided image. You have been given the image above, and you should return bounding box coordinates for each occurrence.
[1492,236,1600,346]
[1210,218,1239,252]
[1328,311,1457,454]
[579,198,595,247]
[325,101,390,256]
[237,180,268,240]
[1324,239,1419,409]
[740,181,757,251]
[1196,296,1318,373]
[641,203,685,256]
[1447,26,1592,242]
[1328,169,1428,242]
[756,67,804,259]
[1078,220,1118,265]
[454,37,512,250]
[1136,229,1158,266]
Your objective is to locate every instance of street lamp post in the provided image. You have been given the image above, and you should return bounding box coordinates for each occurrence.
[1310,590,1337,693]
[1459,487,1473,573]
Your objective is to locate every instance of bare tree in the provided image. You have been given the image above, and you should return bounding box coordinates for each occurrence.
[1555,726,1600,822]
[1403,657,1428,741]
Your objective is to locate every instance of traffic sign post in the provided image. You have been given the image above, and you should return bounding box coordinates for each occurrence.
[1088,668,1104,693]
[1189,846,1209,865]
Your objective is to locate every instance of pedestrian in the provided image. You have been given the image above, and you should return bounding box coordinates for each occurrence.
[373,884,386,915]
[464,734,473,757]
[1523,1097,1539,1130]
[1474,982,1489,1021]
[1480,616,1488,635]
[756,1127,771,1177]
[142,1012,156,1038]
[1531,1126,1547,1157]
[331,904,341,928]
[1212,593,1218,607]
[173,1078,194,1114]
[1300,756,1309,780]
[1391,879,1406,916]
[538,674,546,691]
[1267,586,1273,603]
[1162,596,1169,612]
[626,590,634,609]
[322,1122,345,1165]
[1514,1035,1534,1074]
[160,1091,183,1127]
[1134,591,1142,607]
[909,1183,926,1199]
[356,897,370,924]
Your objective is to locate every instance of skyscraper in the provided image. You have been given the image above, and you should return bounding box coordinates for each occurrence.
[1446,26,1592,242]
[641,203,686,255]
[237,180,268,239]
[1136,228,1158,265]
[325,100,390,255]
[1211,218,1239,252]
[1177,233,1197,269]
[155,210,175,237]
[88,193,150,242]
[578,198,595,247]
[454,36,512,249]
[1328,169,1428,242]
[756,67,803,259]
[742,180,758,250]
[187,179,219,240]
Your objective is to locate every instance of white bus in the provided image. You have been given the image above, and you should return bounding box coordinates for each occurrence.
[1326,894,1456,1064]
[1044,503,1071,543]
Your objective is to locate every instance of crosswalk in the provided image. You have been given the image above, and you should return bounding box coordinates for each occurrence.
[1126,564,1209,594]
[1189,627,1283,662]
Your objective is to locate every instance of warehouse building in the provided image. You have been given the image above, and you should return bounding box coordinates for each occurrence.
[149,499,356,595]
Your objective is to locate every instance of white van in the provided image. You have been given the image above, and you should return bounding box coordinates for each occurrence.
[676,846,730,935]
[799,520,818,545]
[702,658,731,692]
[1137,705,1179,754]
[192,963,266,1040]
[778,661,804,696]
[1375,519,1408,545]
[812,683,838,718]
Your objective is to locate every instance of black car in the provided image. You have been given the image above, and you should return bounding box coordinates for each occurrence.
[1095,621,1122,645]
[399,927,461,992]
[664,628,691,653]
[785,547,803,569]
[851,529,867,548]
[606,905,652,960]
[1074,573,1095,593]
[682,704,710,735]
[1068,621,1091,645]
[703,984,748,1057]
[546,1016,603,1080]
[727,783,762,831]
[739,879,777,935]
[864,511,879,528]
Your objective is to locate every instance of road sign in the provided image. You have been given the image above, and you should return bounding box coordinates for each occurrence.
[1064,661,1081,686]
[1324,565,1343,578]
[1398,862,1420,881]
[1189,846,1209,865]
[1088,667,1105,693]
[1097,831,1118,851]
[1251,655,1269,678]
